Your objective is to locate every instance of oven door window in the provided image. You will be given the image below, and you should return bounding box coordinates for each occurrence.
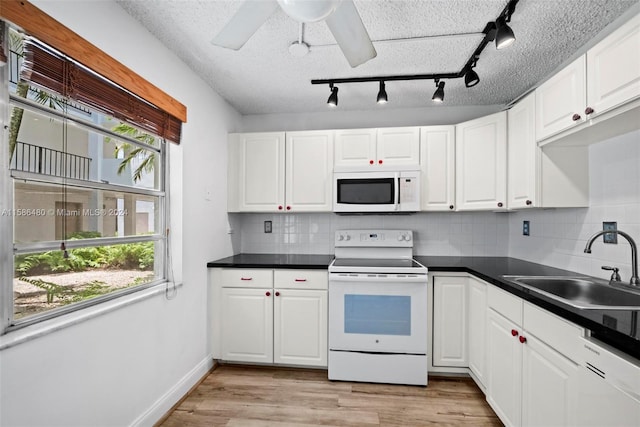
[344,295,411,336]
[336,178,395,204]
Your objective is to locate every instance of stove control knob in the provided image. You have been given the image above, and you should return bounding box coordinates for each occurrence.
[397,234,404,241]
[345,234,351,241]
[337,234,344,241]
[405,234,412,241]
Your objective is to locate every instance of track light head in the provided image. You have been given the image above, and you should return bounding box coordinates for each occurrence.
[327,84,338,107]
[495,17,516,49]
[465,68,480,88]
[377,81,388,104]
[432,80,445,103]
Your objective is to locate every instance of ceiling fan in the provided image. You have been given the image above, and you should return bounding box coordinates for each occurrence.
[211,0,377,68]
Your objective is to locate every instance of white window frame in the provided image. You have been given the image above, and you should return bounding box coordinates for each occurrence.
[0,38,170,333]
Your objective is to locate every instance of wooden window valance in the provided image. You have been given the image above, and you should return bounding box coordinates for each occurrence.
[0,0,186,143]
[22,38,182,143]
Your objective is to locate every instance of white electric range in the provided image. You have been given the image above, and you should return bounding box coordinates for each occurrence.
[328,229,428,386]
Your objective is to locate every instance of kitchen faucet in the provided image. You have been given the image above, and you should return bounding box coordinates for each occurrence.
[584,229,639,286]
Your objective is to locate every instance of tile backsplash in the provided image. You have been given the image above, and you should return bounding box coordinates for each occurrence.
[232,212,508,256]
[230,129,639,282]
[234,211,510,257]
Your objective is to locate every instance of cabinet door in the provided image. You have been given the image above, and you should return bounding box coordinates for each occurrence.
[221,287,273,363]
[285,131,334,212]
[236,132,285,212]
[376,127,420,168]
[432,276,468,367]
[521,334,578,427]
[535,56,586,141]
[508,93,538,209]
[455,112,507,211]
[420,126,455,211]
[468,277,487,387]
[487,309,522,427]
[334,128,377,170]
[587,13,640,116]
[274,289,327,367]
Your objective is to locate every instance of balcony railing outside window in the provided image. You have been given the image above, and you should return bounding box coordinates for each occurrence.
[11,141,91,181]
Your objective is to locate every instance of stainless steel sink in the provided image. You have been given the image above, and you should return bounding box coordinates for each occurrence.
[500,275,640,310]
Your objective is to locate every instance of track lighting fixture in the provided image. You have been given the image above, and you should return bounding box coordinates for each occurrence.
[327,83,338,107]
[495,16,516,49]
[376,81,388,104]
[464,57,480,88]
[312,0,518,105]
[431,80,445,103]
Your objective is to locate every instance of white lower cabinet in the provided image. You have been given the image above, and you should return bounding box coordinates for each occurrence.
[468,277,487,388]
[212,268,328,368]
[432,276,468,367]
[221,287,274,363]
[486,286,583,427]
[274,288,327,366]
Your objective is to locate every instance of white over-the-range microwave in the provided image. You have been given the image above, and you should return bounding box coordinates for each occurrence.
[333,171,421,213]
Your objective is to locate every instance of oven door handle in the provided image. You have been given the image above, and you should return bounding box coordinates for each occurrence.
[329,275,428,283]
[394,172,400,211]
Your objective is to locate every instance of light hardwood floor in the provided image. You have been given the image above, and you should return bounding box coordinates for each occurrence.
[158,365,502,426]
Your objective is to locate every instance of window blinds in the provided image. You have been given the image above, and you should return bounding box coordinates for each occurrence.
[21,38,182,144]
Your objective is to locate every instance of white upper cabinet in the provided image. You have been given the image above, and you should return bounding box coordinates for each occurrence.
[509,93,589,209]
[285,131,334,212]
[536,13,640,142]
[420,126,455,211]
[535,56,587,141]
[229,132,285,212]
[228,131,333,212]
[334,128,377,169]
[508,93,537,209]
[455,111,507,211]
[376,127,421,168]
[334,127,420,171]
[587,13,640,116]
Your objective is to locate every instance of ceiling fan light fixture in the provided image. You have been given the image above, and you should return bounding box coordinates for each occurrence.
[495,17,516,49]
[327,84,339,107]
[432,80,445,103]
[277,0,342,23]
[377,81,388,104]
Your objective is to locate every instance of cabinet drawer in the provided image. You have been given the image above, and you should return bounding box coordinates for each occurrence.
[220,269,273,288]
[488,285,523,326]
[523,302,584,362]
[274,270,328,290]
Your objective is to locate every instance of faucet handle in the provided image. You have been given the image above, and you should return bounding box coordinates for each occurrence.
[602,265,621,283]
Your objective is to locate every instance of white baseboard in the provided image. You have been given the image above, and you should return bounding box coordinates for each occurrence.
[131,355,214,427]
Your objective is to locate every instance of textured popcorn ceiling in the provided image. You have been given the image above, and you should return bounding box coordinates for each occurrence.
[116,0,638,115]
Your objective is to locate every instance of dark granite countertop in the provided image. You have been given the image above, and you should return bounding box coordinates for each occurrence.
[207,254,640,360]
[207,253,334,269]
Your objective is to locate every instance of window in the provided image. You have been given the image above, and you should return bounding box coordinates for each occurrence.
[1,29,176,328]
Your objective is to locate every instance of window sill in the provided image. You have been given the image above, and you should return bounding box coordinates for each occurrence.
[0,281,183,351]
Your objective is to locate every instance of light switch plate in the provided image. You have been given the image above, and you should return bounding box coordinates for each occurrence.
[603,221,617,244]
[264,220,272,233]
[523,220,530,236]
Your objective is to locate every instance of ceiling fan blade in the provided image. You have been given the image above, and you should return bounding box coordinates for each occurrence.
[211,0,279,50]
[325,0,377,67]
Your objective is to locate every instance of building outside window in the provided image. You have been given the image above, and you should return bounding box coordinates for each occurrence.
[1,28,174,328]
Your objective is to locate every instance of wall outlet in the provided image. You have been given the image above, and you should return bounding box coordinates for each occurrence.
[603,221,617,244]
[264,220,272,233]
[523,220,530,236]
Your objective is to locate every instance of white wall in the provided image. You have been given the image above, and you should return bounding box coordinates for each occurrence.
[0,1,241,426]
[241,105,503,132]
[508,130,640,282]
[235,211,509,257]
